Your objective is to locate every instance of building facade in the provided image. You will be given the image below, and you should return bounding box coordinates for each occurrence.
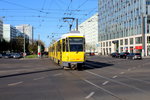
[16,24,33,44]
[0,18,3,40]
[98,0,150,56]
[78,13,98,52]
[3,24,17,42]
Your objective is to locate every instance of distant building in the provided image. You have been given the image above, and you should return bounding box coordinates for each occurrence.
[98,0,150,56]
[78,13,98,52]
[3,24,17,42]
[0,18,3,40]
[16,24,33,44]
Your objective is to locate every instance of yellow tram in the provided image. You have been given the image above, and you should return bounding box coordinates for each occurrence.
[48,31,85,70]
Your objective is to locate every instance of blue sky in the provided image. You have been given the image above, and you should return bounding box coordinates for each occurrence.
[0,0,98,47]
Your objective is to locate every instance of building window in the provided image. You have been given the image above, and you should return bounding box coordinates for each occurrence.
[106,42,108,47]
[130,38,133,44]
[109,41,111,46]
[146,6,148,14]
[120,39,123,45]
[146,1,150,5]
[130,46,134,53]
[135,37,142,44]
[120,47,123,52]
[103,42,105,47]
[147,36,150,43]
[125,39,128,45]
[134,0,136,3]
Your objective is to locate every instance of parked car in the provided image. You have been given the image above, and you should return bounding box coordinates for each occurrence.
[126,53,142,60]
[111,52,120,58]
[90,52,95,56]
[2,53,12,58]
[0,53,2,58]
[119,52,130,58]
[11,53,22,59]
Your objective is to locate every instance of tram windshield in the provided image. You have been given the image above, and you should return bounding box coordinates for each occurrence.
[69,38,84,52]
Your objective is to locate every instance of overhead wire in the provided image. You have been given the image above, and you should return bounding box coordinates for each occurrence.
[0,0,50,14]
[66,0,90,29]
[54,0,72,34]
[37,0,47,29]
[66,0,72,11]
[0,0,98,42]
[75,0,98,22]
[76,0,89,10]
[55,0,98,33]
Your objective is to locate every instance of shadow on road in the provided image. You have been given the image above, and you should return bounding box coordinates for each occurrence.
[0,68,63,79]
[84,60,114,70]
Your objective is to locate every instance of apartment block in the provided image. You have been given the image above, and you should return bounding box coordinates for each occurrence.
[3,24,17,42]
[78,13,98,52]
[98,0,150,56]
[16,24,33,44]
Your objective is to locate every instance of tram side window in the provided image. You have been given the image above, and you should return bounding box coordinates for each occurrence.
[55,43,57,52]
[50,47,52,52]
[62,39,65,52]
[53,45,55,52]
[66,38,69,52]
[52,46,54,52]
[57,41,61,52]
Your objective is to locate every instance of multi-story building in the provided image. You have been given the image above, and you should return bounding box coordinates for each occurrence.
[16,24,33,44]
[3,24,17,42]
[0,18,3,40]
[78,13,98,52]
[98,0,150,56]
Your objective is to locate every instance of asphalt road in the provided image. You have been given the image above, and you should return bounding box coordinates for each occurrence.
[0,56,150,100]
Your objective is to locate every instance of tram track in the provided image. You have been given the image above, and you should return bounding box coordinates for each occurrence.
[67,70,124,100]
[63,57,149,100]
[79,60,150,99]
[85,70,146,93]
[85,60,150,85]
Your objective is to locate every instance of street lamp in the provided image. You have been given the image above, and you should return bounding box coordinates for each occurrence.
[23,26,26,58]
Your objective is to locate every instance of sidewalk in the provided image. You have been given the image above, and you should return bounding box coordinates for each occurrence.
[143,56,150,58]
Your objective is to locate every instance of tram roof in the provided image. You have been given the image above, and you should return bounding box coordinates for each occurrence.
[61,31,84,39]
[50,31,84,47]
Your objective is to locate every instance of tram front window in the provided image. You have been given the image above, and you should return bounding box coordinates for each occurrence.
[70,44,83,51]
[69,38,84,52]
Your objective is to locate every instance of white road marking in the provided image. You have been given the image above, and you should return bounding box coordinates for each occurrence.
[85,92,95,99]
[102,81,109,85]
[112,75,118,78]
[33,77,45,80]
[86,70,146,93]
[53,73,62,76]
[120,72,125,74]
[83,79,122,100]
[8,81,23,86]
[127,69,131,71]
